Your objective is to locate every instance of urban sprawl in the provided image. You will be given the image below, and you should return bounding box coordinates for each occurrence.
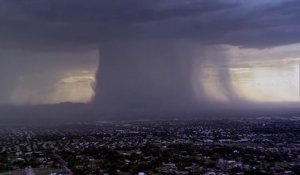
[0,118,299,175]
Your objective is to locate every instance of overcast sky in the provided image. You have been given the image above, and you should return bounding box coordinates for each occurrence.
[1,0,300,114]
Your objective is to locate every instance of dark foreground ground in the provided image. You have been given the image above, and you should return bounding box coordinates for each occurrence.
[0,118,299,175]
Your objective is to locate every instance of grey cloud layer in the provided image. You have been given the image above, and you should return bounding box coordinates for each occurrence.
[1,0,300,114]
[0,0,300,47]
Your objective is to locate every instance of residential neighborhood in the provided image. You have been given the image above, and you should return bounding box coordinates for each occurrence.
[0,118,299,174]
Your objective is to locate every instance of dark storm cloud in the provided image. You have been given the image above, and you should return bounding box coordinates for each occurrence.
[0,0,236,45]
[0,0,300,47]
[1,0,300,114]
